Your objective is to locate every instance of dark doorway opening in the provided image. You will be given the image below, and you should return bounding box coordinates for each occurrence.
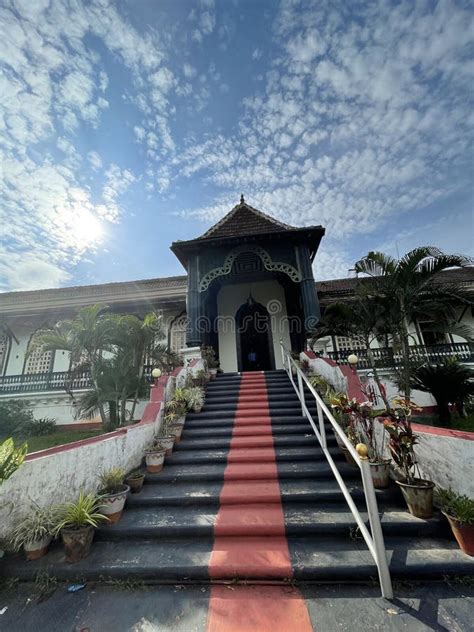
[236,297,275,372]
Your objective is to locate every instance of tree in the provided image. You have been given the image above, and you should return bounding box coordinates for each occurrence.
[311,296,392,410]
[355,247,473,401]
[409,361,474,425]
[31,306,180,428]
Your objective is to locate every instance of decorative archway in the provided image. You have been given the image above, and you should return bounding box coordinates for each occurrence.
[236,296,275,372]
[199,244,301,292]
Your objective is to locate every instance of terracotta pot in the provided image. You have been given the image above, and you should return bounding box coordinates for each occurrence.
[396,479,434,519]
[193,404,203,413]
[24,535,52,561]
[369,460,391,489]
[98,484,130,524]
[125,473,145,494]
[61,525,94,563]
[145,448,166,473]
[443,514,474,556]
[158,435,175,455]
[340,446,358,467]
[168,424,183,443]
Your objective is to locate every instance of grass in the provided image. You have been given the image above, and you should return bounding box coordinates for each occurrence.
[412,413,474,433]
[25,429,103,453]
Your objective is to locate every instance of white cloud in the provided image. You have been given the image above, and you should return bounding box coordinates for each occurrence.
[87,151,103,170]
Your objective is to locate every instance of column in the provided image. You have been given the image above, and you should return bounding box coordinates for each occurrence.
[186,254,202,347]
[297,244,321,334]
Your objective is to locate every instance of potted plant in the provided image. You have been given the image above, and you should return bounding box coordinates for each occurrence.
[185,386,205,413]
[383,399,434,518]
[97,468,130,524]
[435,488,474,556]
[164,412,184,443]
[355,405,391,489]
[145,440,167,472]
[202,345,219,378]
[54,491,108,563]
[10,505,59,561]
[192,369,209,388]
[124,469,146,494]
[165,388,188,424]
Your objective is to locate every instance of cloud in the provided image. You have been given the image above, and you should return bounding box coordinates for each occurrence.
[87,151,103,170]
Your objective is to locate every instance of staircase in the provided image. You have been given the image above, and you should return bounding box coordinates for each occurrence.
[3,370,473,583]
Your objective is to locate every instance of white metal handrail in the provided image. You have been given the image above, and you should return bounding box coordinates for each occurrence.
[280,343,393,599]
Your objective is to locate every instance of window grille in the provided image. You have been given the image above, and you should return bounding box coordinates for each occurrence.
[335,335,366,351]
[24,334,53,374]
[170,314,187,354]
[0,334,9,374]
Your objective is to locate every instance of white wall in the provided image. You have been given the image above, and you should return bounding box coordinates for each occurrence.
[0,410,163,540]
[216,279,292,373]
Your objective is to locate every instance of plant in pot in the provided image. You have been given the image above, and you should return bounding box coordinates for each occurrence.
[202,345,219,378]
[10,505,59,561]
[356,406,391,489]
[435,488,474,556]
[185,386,205,413]
[329,393,360,463]
[124,469,146,494]
[97,468,130,524]
[145,438,167,472]
[54,491,108,563]
[166,388,188,424]
[383,399,434,519]
[192,369,209,388]
[164,411,184,442]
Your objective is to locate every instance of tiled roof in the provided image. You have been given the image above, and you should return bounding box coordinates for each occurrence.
[195,200,295,241]
[316,267,474,298]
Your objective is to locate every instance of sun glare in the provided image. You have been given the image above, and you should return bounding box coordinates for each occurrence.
[71,208,104,248]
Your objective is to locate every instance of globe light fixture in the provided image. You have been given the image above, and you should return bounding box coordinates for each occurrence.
[151,367,162,379]
[347,354,358,366]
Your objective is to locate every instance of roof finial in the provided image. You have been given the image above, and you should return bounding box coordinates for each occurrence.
[240,193,245,204]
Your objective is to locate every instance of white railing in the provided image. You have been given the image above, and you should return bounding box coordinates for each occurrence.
[280,343,393,599]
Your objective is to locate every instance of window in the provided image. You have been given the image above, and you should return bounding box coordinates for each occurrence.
[169,314,187,354]
[0,334,9,375]
[24,332,53,374]
[417,319,447,346]
[335,335,366,351]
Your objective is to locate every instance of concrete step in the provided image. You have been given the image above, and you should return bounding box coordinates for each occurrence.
[94,504,446,540]
[181,423,312,439]
[165,446,344,465]
[174,434,337,451]
[3,536,472,583]
[144,460,360,483]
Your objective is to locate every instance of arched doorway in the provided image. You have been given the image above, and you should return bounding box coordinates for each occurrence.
[236,297,275,372]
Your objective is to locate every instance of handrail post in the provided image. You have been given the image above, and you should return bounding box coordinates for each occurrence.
[297,369,305,414]
[316,400,327,449]
[358,448,393,599]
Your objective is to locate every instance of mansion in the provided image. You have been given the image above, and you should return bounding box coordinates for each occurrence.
[0,198,473,424]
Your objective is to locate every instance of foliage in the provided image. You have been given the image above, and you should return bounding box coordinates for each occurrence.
[329,394,386,461]
[31,306,178,429]
[435,488,474,525]
[125,469,145,481]
[10,505,60,550]
[192,369,209,387]
[184,386,205,410]
[202,345,219,369]
[26,429,102,454]
[0,399,34,439]
[53,491,108,533]
[0,437,27,484]
[308,375,334,400]
[355,246,473,401]
[311,296,392,410]
[98,467,125,494]
[26,418,57,436]
[382,400,423,483]
[408,360,474,425]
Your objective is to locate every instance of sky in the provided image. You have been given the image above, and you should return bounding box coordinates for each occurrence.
[0,0,473,292]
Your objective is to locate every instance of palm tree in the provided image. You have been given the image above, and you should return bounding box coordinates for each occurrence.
[355,247,473,401]
[30,306,179,428]
[311,296,392,410]
[409,361,474,425]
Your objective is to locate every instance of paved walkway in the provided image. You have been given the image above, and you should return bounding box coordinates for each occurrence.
[0,581,473,631]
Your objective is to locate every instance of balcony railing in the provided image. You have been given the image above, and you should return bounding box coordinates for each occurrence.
[0,365,154,396]
[327,342,473,369]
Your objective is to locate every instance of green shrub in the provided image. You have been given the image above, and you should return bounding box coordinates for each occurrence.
[26,418,57,436]
[435,488,474,525]
[0,400,34,439]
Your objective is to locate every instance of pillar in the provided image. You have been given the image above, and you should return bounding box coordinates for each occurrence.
[297,244,321,334]
[186,254,202,347]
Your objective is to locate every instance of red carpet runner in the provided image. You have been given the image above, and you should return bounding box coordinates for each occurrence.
[206,372,313,631]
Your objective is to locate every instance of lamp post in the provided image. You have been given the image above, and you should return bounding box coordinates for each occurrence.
[347,353,358,374]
